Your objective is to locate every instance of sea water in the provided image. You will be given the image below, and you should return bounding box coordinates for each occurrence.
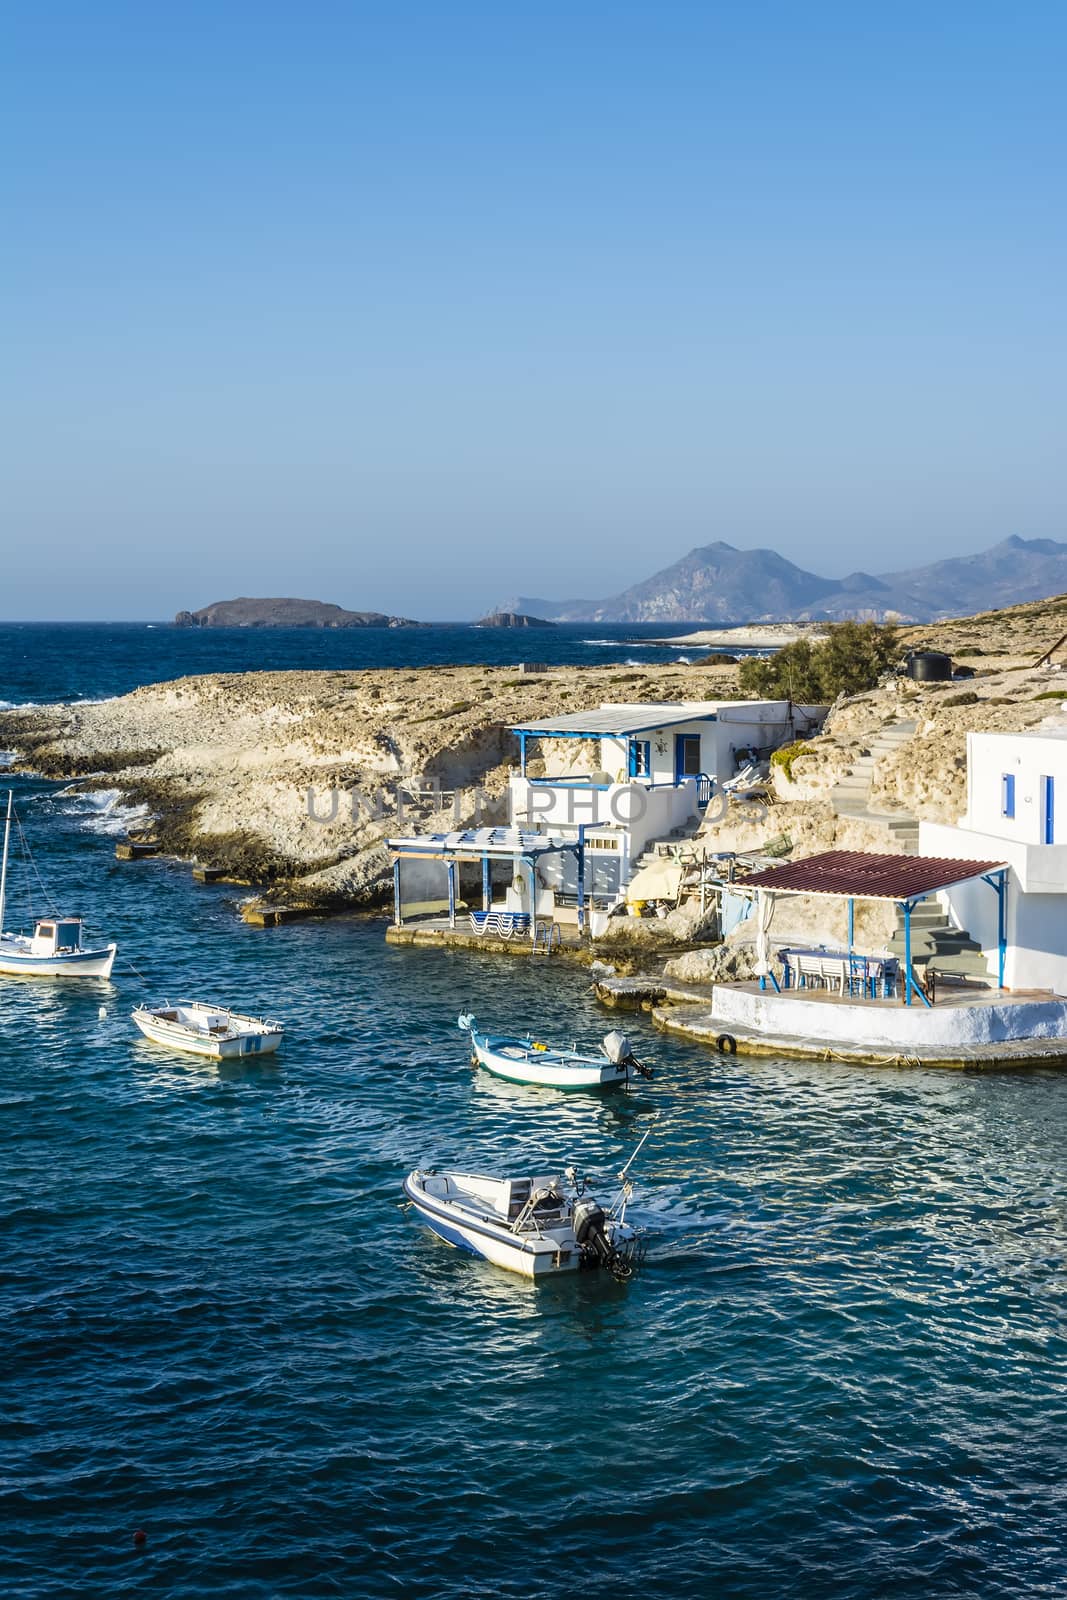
[1,628,1066,1598]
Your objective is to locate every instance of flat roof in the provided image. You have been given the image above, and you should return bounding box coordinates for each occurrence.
[741,850,1007,902]
[971,727,1067,743]
[512,701,741,738]
[388,826,580,859]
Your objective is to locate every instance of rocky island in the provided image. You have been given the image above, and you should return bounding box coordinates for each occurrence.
[474,611,556,628]
[175,597,422,628]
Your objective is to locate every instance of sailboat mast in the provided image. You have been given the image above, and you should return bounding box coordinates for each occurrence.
[0,790,11,934]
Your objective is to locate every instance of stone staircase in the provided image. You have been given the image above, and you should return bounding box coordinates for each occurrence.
[831,720,919,850]
[887,899,991,982]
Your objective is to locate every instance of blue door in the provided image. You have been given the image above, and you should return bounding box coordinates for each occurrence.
[674,734,702,782]
[1043,775,1055,844]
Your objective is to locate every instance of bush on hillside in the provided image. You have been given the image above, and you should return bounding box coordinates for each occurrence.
[770,740,814,781]
[738,622,899,703]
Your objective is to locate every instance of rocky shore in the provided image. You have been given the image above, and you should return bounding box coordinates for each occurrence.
[3,593,1064,929]
[0,660,736,910]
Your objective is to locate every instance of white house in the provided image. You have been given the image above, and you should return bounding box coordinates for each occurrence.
[920,729,1067,994]
[509,699,823,907]
[388,697,823,940]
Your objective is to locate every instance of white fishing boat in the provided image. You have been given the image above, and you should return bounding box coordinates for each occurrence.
[131,1000,284,1059]
[403,1124,656,1281]
[404,1168,640,1279]
[458,1013,653,1089]
[0,791,118,979]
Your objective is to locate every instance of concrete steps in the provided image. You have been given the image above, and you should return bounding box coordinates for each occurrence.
[830,720,920,848]
[888,903,991,981]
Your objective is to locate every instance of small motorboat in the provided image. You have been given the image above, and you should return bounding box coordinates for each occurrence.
[0,793,117,979]
[403,1164,642,1281]
[458,1013,653,1090]
[131,1000,284,1059]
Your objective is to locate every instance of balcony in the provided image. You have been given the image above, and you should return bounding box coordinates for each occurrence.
[508,773,704,856]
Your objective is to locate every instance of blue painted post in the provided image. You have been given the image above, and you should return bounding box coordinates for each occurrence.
[577,843,586,934]
[903,899,932,1007]
[393,859,402,926]
[447,861,456,928]
[997,871,1006,988]
[482,853,490,912]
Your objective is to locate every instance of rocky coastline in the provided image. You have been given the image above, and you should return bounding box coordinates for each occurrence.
[2,595,1064,939]
[0,660,735,912]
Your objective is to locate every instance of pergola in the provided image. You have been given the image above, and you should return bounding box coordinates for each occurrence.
[739,850,1009,1007]
[387,826,588,938]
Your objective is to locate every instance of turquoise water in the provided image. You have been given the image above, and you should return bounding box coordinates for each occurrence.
[2,633,1067,1598]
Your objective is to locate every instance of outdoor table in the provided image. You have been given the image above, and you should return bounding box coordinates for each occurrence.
[781,947,899,998]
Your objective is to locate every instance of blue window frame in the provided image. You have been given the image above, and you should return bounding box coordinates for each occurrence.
[1043,775,1055,844]
[1001,773,1015,818]
[628,739,651,778]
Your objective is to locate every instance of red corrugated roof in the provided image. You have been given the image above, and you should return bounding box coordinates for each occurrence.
[740,850,1006,901]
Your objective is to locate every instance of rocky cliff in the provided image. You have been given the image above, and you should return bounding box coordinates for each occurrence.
[5,593,1066,923]
[0,659,730,909]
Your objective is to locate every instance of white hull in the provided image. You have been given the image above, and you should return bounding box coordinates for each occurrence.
[132,1002,284,1059]
[0,938,117,979]
[403,1169,638,1280]
[409,1194,580,1276]
[471,1035,630,1089]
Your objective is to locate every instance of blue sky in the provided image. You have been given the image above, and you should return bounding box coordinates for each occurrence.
[2,1,1064,619]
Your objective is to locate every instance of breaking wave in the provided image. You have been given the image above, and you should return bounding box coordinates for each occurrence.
[57,788,151,838]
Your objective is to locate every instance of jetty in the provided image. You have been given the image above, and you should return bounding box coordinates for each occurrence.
[594,972,1067,1070]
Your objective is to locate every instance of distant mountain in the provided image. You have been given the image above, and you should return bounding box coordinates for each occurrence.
[498,536,1067,624]
[175,597,421,628]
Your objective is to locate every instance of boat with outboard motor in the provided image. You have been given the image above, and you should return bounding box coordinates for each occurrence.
[0,792,118,979]
[131,1000,284,1059]
[458,1012,653,1089]
[403,1123,657,1280]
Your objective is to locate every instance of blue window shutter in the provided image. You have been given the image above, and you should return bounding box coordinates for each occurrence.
[1044,776,1055,844]
[1001,774,1015,818]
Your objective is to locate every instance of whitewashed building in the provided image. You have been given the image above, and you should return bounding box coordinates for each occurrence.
[508,699,822,915]
[389,697,822,940]
[920,729,1067,994]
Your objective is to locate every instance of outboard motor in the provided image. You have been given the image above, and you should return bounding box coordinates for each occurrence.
[572,1197,614,1266]
[602,1030,654,1081]
[573,1197,634,1280]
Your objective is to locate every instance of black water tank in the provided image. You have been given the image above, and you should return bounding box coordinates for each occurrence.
[907,650,952,682]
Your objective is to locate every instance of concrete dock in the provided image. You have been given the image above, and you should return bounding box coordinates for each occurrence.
[594,973,1067,1070]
